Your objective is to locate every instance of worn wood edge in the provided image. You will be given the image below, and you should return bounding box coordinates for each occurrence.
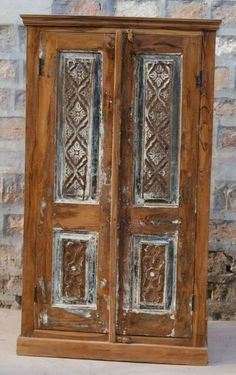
[109,30,122,343]
[192,31,216,346]
[117,335,192,346]
[32,329,108,341]
[17,336,208,365]
[20,26,40,337]
[20,15,221,31]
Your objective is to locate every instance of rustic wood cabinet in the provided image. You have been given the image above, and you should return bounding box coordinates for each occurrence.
[17,15,220,365]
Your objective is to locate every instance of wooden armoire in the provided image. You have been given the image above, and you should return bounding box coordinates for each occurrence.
[17,15,220,365]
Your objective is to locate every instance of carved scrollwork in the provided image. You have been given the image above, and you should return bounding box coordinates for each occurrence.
[52,231,97,307]
[57,52,101,201]
[143,60,173,201]
[135,55,181,205]
[62,239,87,301]
[140,243,165,305]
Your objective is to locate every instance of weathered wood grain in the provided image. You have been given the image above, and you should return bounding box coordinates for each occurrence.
[193,31,217,347]
[21,14,220,31]
[20,26,40,337]
[17,336,208,365]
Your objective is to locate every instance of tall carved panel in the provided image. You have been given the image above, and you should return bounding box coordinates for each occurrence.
[56,52,102,202]
[52,231,97,307]
[135,55,181,205]
[131,235,177,312]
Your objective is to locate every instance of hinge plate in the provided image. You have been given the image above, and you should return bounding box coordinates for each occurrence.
[196,70,203,88]
[192,294,195,312]
[34,286,38,303]
[38,57,44,76]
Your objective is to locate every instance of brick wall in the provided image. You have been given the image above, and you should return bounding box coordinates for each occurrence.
[0,0,235,319]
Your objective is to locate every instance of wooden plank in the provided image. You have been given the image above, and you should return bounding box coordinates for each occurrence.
[96,33,115,334]
[21,27,40,337]
[17,336,208,365]
[128,207,180,233]
[173,35,201,338]
[33,30,57,329]
[32,330,192,346]
[109,30,122,343]
[193,31,217,347]
[32,329,107,341]
[53,204,100,230]
[116,32,133,337]
[117,335,192,346]
[35,27,203,38]
[20,15,221,31]
[130,206,179,220]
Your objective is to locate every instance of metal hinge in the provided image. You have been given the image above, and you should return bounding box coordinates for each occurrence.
[38,51,44,76]
[196,70,204,88]
[38,57,44,76]
[34,286,38,303]
[191,294,195,312]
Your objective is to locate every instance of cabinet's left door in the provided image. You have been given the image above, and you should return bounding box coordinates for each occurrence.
[22,30,115,336]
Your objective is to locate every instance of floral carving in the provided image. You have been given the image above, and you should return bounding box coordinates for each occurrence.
[140,243,166,306]
[62,239,87,301]
[142,60,174,202]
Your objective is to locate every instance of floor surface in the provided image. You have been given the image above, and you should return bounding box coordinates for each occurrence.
[0,309,235,374]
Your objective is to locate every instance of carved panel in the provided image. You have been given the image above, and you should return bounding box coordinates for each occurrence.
[135,54,181,205]
[62,238,86,301]
[56,52,102,202]
[131,234,177,312]
[52,231,97,308]
[140,243,165,306]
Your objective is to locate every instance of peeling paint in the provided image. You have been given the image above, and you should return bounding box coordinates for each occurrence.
[99,278,107,288]
[167,328,175,337]
[40,198,47,223]
[68,323,89,329]
[53,303,96,317]
[39,310,48,326]
[140,217,181,226]
[38,276,46,304]
[100,169,109,186]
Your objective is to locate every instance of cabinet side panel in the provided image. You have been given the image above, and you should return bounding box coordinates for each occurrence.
[21,27,40,336]
[193,31,216,347]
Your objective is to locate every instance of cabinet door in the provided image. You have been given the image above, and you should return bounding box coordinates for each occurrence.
[117,32,202,338]
[33,31,114,334]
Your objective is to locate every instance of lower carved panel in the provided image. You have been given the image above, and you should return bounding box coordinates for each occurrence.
[52,231,97,308]
[131,234,177,312]
[140,243,166,306]
[62,238,87,301]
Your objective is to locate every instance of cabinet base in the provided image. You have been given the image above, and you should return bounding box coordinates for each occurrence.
[17,335,208,365]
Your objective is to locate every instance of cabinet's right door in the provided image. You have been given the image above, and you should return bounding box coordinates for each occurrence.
[117,32,202,338]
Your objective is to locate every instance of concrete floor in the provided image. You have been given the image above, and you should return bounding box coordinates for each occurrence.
[0,309,235,375]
